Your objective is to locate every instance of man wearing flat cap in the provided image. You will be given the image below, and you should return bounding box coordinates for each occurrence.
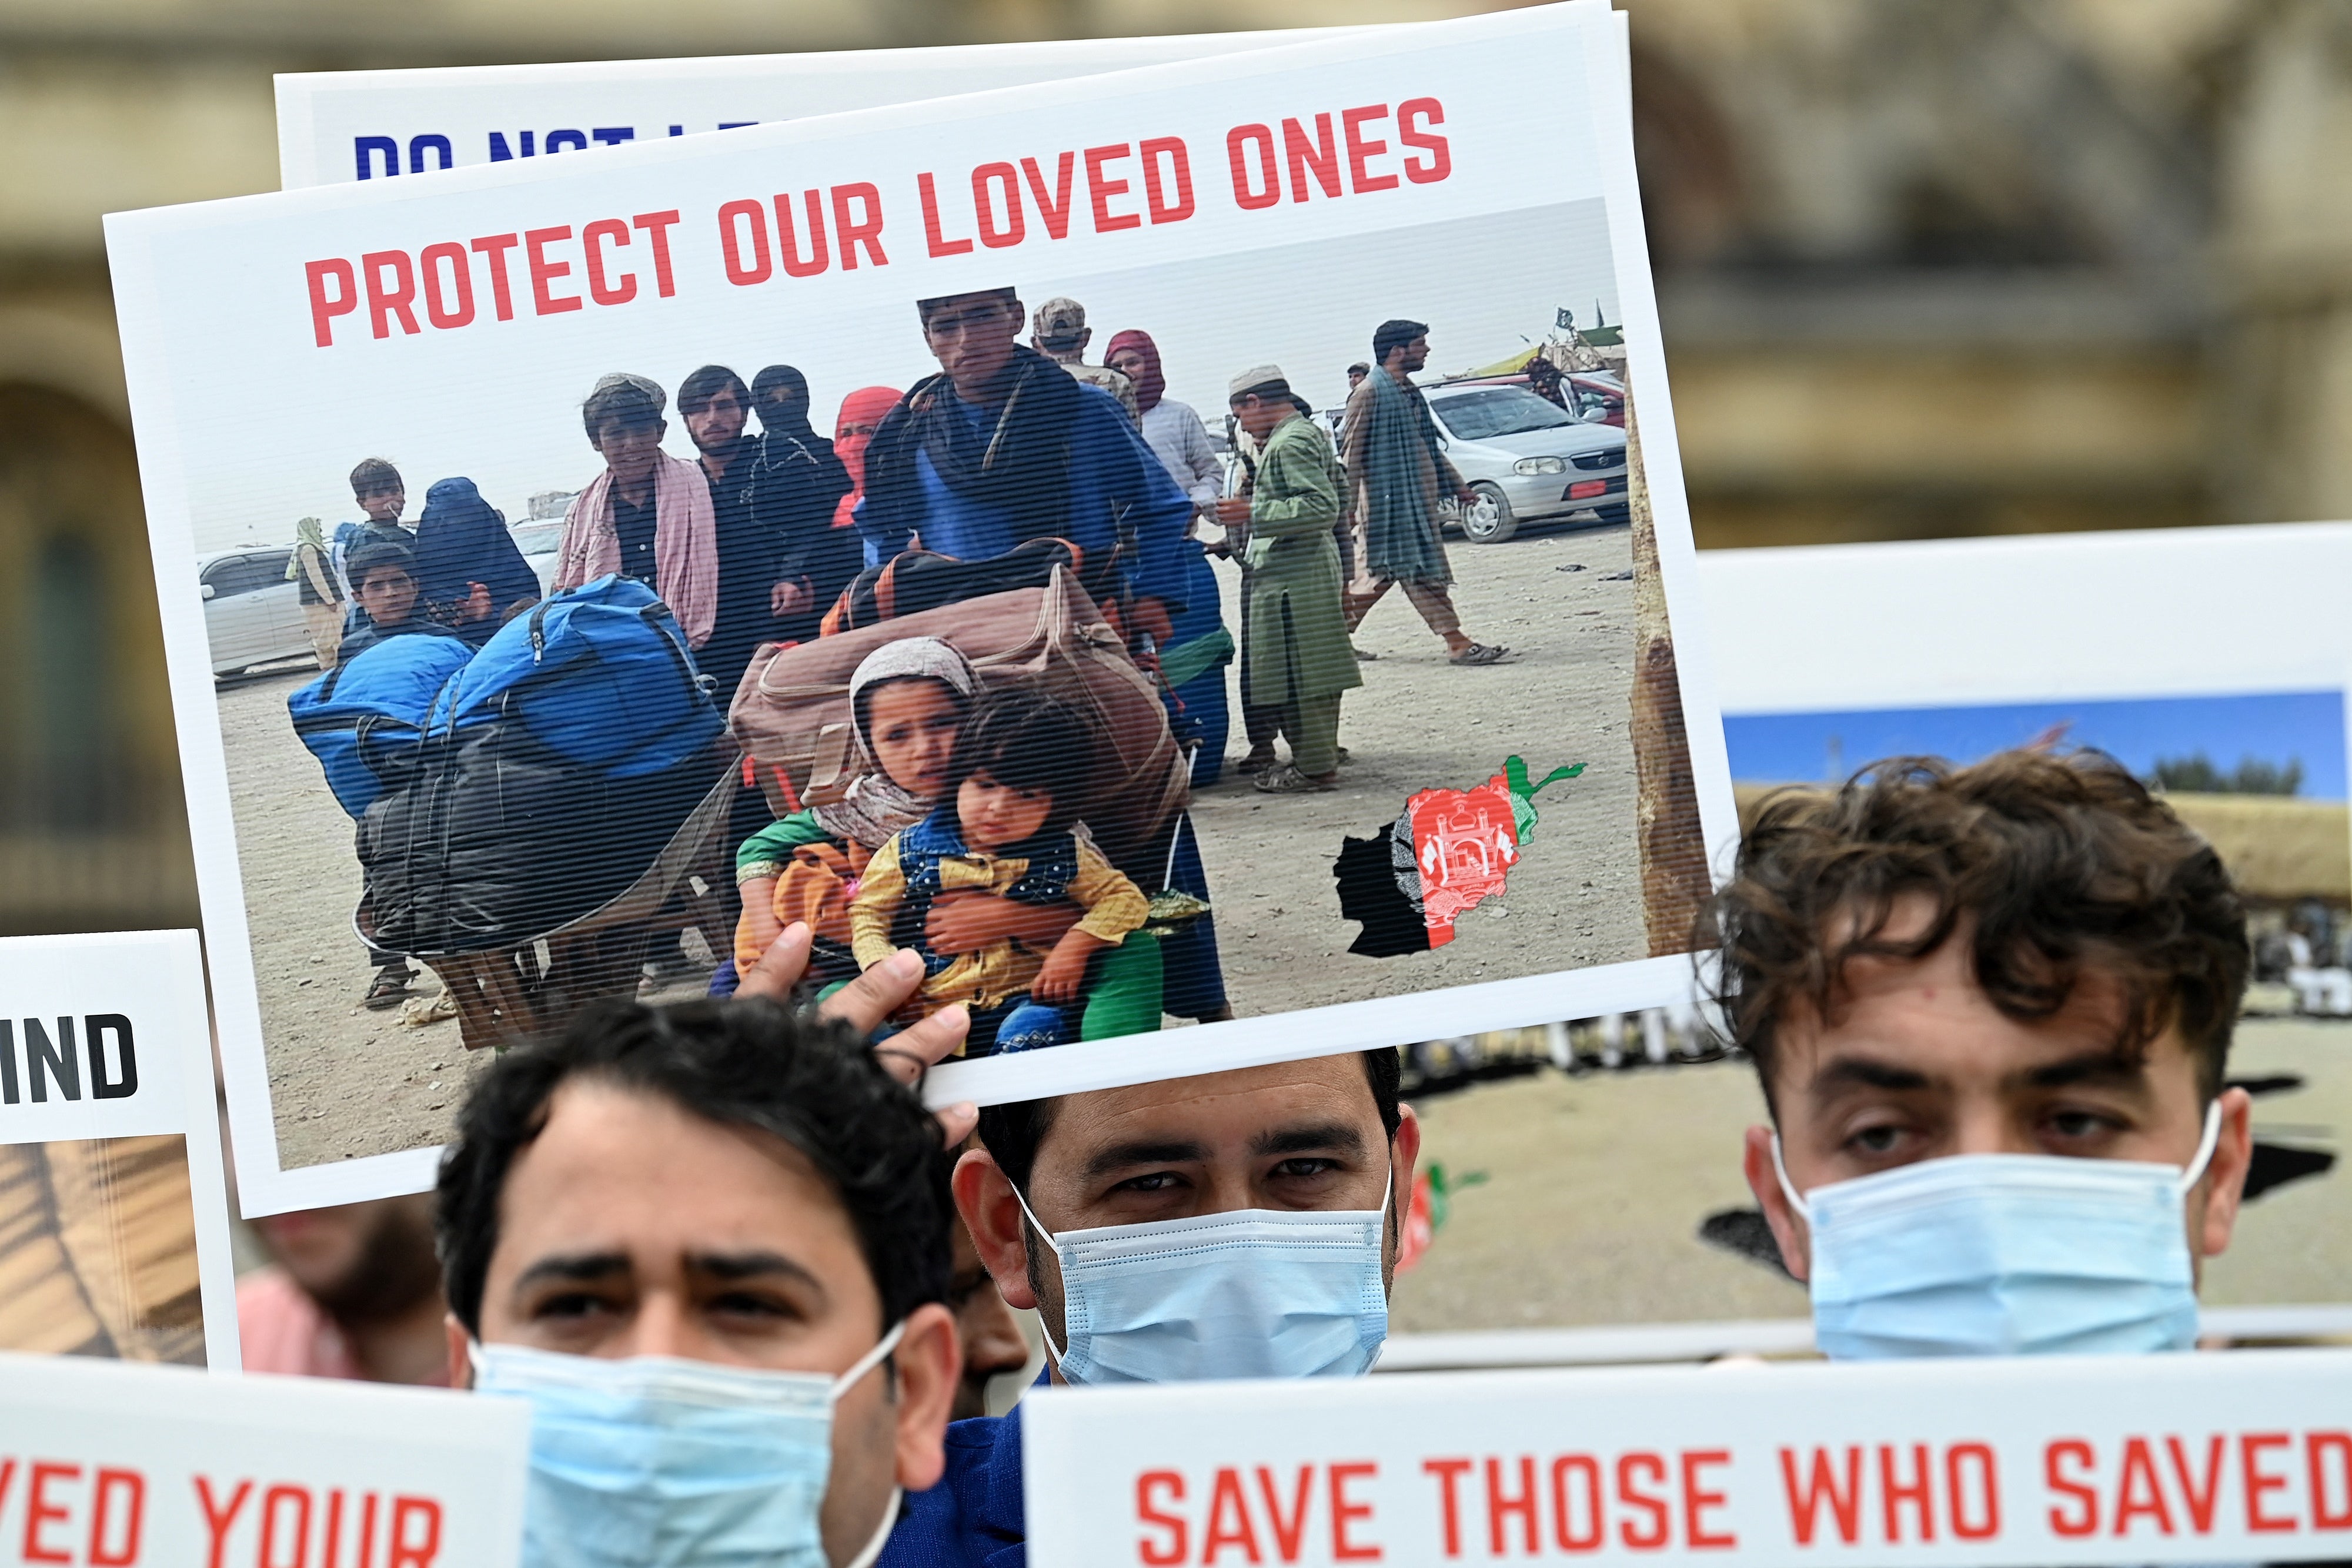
[1215,367,1358,793]
[1030,296,1139,425]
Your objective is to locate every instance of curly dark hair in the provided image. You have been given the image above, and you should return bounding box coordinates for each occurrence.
[1705,749,2247,1107]
[436,997,953,1337]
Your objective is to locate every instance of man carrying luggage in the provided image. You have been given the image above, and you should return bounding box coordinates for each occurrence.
[855,287,1191,656]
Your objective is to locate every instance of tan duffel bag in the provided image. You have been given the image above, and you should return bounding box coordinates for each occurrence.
[729,564,1190,867]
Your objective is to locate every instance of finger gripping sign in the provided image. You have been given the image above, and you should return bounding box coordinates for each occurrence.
[0,1352,525,1568]
[1023,1350,2352,1567]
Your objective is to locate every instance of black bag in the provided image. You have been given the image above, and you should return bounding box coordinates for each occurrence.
[819,537,1083,634]
[358,719,716,957]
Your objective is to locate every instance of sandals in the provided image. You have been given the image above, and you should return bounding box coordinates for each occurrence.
[1449,642,1512,666]
[1255,764,1339,794]
[363,964,413,1010]
[1234,747,1278,775]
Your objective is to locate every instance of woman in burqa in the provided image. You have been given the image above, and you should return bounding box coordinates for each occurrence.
[413,477,540,644]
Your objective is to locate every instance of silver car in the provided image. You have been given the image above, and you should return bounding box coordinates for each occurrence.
[200,546,315,676]
[1422,383,1629,543]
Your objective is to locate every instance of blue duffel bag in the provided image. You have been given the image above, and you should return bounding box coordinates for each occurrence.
[425,574,722,775]
[288,633,477,818]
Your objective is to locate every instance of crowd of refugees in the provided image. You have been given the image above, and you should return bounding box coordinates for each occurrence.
[299,283,1526,1035]
[238,743,2264,1568]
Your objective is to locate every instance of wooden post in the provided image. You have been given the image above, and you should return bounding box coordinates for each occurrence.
[1626,408,1712,957]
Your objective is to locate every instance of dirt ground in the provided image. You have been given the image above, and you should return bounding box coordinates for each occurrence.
[219,516,1663,1171]
[215,667,499,1169]
[1189,519,1649,1018]
[1389,1016,2352,1332]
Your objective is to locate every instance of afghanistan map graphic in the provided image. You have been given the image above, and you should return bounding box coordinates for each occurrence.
[1332,756,1585,957]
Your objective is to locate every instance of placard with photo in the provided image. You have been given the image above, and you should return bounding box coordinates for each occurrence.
[272,29,1361,191]
[111,2,1734,1213]
[0,931,242,1369]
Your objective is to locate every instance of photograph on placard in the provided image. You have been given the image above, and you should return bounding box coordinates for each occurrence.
[113,6,1733,1211]
[0,931,243,1368]
[0,1136,207,1365]
[1390,688,2351,1334]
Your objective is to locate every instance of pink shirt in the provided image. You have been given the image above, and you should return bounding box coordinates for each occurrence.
[235,1268,449,1385]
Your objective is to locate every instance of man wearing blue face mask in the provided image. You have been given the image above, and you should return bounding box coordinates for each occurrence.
[433,955,974,1568]
[1713,749,2258,1362]
[879,1050,1419,1568]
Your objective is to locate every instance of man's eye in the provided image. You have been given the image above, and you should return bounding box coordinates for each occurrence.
[1113,1171,1185,1194]
[2046,1108,2117,1141]
[706,1291,793,1322]
[531,1291,614,1322]
[1848,1124,1903,1156]
[1269,1158,1341,1179]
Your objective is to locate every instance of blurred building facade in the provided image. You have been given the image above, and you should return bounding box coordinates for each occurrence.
[0,0,2346,933]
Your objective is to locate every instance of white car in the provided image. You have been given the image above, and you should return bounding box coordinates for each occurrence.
[1422,382,1629,544]
[200,546,315,676]
[511,519,566,597]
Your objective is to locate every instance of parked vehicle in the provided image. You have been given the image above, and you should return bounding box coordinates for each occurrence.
[1422,383,1628,543]
[512,519,565,597]
[200,546,313,675]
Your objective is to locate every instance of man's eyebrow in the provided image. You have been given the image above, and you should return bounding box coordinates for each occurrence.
[1251,1121,1370,1161]
[2016,1050,2153,1093]
[512,1251,630,1293]
[1081,1138,1209,1182]
[686,1249,828,1296]
[1808,1056,1935,1096]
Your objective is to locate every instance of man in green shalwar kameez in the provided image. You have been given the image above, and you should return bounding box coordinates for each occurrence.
[1214,366,1361,793]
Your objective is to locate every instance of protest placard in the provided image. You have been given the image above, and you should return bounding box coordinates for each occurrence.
[0,931,240,1369]
[0,1350,525,1568]
[1023,1349,2352,1568]
[111,1,1731,1213]
[272,30,1359,191]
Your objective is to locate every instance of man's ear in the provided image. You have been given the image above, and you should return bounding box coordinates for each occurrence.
[952,1149,1037,1311]
[1742,1125,1812,1283]
[888,1303,961,1493]
[1390,1104,1422,1199]
[443,1313,475,1390]
[2194,1085,2256,1261]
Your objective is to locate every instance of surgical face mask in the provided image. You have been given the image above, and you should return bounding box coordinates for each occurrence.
[1774,1103,2222,1360]
[1015,1173,1392,1385]
[472,1325,904,1568]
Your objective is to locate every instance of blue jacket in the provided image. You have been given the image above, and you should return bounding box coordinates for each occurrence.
[857,384,1193,616]
[879,1398,1028,1568]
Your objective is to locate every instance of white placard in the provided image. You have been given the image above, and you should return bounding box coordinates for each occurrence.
[0,931,241,1370]
[1697,521,2352,716]
[273,31,1362,191]
[115,2,1731,1215]
[0,1351,526,1568]
[1024,1350,2352,1568]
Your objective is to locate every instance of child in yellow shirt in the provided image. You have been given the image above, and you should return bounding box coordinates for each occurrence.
[849,690,1147,1054]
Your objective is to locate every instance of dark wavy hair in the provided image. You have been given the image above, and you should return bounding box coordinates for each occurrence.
[436,998,953,1336]
[941,690,1100,844]
[1372,319,1427,365]
[677,363,750,416]
[1704,749,2248,1108]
